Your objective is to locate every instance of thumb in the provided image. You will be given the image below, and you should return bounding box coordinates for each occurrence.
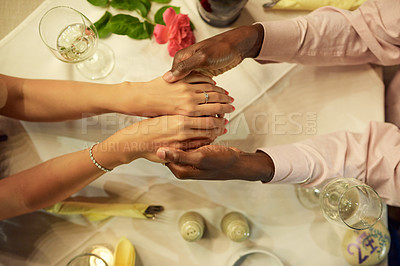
[156,147,185,163]
[163,70,187,83]
[163,52,204,82]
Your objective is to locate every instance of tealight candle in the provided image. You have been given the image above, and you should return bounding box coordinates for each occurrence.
[89,245,114,266]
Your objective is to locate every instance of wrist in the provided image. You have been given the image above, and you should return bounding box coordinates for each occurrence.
[88,82,125,115]
[89,142,122,171]
[236,24,264,59]
[92,138,141,169]
[107,82,145,115]
[236,151,274,182]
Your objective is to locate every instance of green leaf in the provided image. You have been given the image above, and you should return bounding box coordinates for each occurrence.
[190,20,195,31]
[154,5,180,25]
[151,0,171,3]
[87,0,109,7]
[144,21,155,39]
[106,14,153,39]
[111,0,150,17]
[110,0,132,10]
[140,0,151,11]
[127,22,151,39]
[94,11,113,38]
[107,14,141,35]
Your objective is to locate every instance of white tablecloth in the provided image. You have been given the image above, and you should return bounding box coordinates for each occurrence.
[0,0,386,265]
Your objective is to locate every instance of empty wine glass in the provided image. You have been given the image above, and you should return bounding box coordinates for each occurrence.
[319,178,383,230]
[295,185,321,209]
[39,6,114,80]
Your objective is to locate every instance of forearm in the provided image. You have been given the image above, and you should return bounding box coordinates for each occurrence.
[233,151,274,182]
[231,24,264,59]
[0,143,124,220]
[261,121,400,206]
[0,74,141,121]
[256,0,400,66]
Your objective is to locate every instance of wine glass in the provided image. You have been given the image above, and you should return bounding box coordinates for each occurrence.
[39,6,114,80]
[295,185,321,209]
[319,178,383,230]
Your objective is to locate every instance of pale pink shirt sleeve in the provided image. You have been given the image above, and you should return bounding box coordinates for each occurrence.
[254,0,400,205]
[260,121,400,206]
[255,0,400,206]
[255,0,400,66]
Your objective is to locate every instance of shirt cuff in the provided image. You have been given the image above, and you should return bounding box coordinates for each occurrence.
[258,144,310,184]
[254,20,302,62]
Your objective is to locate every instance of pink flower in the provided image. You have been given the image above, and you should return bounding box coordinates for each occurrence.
[153,8,195,57]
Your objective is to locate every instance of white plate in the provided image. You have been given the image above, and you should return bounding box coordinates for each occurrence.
[227,248,284,266]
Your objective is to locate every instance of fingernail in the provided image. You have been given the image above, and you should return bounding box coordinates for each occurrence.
[224,119,229,125]
[223,128,228,134]
[230,97,235,103]
[156,148,166,159]
[213,80,217,85]
[225,90,229,95]
[232,106,236,111]
[162,71,174,82]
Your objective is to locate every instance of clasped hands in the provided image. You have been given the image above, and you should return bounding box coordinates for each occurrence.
[99,73,234,168]
[105,24,274,182]
[152,24,275,183]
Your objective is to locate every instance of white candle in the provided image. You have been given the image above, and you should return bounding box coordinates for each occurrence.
[89,245,114,266]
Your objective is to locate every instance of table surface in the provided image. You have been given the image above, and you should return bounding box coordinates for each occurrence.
[0,0,387,265]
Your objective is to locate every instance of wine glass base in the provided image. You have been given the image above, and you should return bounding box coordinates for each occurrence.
[76,42,115,80]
